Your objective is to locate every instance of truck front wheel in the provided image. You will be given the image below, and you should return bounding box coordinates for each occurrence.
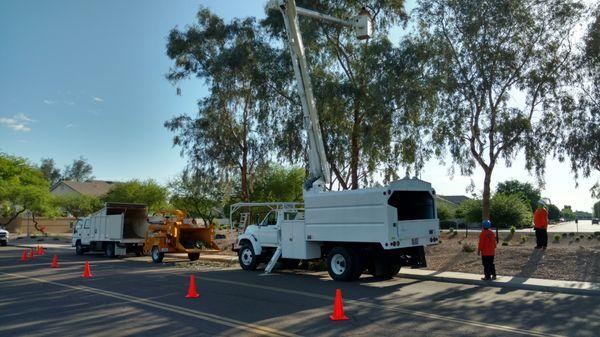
[75,241,84,255]
[151,246,164,263]
[188,253,200,261]
[238,243,258,271]
[327,247,359,281]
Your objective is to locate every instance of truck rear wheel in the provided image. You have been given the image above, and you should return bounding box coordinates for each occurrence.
[327,247,360,281]
[105,243,116,258]
[238,243,258,271]
[188,253,200,261]
[151,246,164,263]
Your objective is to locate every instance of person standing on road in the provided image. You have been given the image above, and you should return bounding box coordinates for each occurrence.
[533,201,549,249]
[478,220,497,281]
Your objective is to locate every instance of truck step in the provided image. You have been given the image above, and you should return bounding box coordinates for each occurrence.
[265,246,282,274]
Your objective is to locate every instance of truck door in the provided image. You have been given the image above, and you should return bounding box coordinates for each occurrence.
[257,211,279,246]
[81,219,92,245]
[72,220,83,245]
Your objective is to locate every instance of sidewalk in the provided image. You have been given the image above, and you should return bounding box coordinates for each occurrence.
[399,268,600,296]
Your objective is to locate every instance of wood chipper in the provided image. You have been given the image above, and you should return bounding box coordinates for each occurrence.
[143,210,220,263]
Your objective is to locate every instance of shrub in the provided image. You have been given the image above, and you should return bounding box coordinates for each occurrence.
[509,226,516,235]
[553,234,561,242]
[490,194,533,228]
[588,235,593,240]
[561,233,567,238]
[594,231,600,237]
[438,240,443,244]
[437,203,454,221]
[462,242,476,253]
[501,241,509,246]
[520,235,528,243]
[575,237,580,242]
[579,235,585,239]
[569,232,575,237]
[449,227,455,233]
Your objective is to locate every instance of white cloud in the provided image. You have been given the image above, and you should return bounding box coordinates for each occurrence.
[92,96,103,102]
[65,123,77,128]
[64,101,76,106]
[0,114,35,132]
[43,99,56,105]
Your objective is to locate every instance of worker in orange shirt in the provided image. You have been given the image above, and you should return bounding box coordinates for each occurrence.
[533,201,549,249]
[478,220,497,280]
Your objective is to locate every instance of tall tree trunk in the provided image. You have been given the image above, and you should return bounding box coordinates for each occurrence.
[350,106,361,190]
[482,169,493,221]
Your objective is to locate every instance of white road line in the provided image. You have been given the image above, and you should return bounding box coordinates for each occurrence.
[0,271,300,337]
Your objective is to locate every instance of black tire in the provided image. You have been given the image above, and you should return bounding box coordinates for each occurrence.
[151,246,164,263]
[326,247,360,281]
[238,243,258,271]
[188,253,200,261]
[378,263,401,279]
[75,241,84,255]
[105,242,116,258]
[1,241,7,247]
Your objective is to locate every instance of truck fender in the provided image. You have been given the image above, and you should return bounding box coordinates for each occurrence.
[237,233,263,256]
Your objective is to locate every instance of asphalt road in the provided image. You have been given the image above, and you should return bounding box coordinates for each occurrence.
[0,246,598,337]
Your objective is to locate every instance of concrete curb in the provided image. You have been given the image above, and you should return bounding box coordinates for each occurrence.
[398,271,600,297]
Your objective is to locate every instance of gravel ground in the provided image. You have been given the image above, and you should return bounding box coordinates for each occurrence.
[426,231,600,283]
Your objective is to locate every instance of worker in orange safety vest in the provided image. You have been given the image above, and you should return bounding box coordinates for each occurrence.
[533,201,549,249]
[478,220,497,281]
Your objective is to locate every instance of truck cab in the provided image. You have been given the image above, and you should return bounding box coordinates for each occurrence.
[0,227,9,246]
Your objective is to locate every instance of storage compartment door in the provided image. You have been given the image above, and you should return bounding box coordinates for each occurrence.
[106,214,124,240]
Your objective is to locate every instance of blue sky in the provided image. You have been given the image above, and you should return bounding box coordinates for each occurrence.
[0,1,597,212]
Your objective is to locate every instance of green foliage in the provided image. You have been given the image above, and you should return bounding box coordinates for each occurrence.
[560,206,576,221]
[547,204,561,221]
[520,235,528,243]
[456,194,532,227]
[39,158,62,186]
[496,180,541,212]
[456,199,483,224]
[103,180,168,211]
[415,0,585,219]
[169,169,231,227]
[436,203,453,221]
[0,153,52,224]
[501,241,509,246]
[248,164,304,202]
[594,201,600,218]
[509,226,516,235]
[52,195,103,219]
[62,156,93,182]
[553,234,562,242]
[448,227,455,233]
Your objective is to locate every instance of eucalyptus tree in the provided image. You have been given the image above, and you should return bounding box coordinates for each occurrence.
[165,8,286,201]
[262,1,437,189]
[415,0,584,219]
[561,7,600,195]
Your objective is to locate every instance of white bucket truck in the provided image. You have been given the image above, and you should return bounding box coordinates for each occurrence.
[232,0,440,281]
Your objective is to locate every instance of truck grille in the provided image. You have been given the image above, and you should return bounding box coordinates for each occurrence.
[0,233,6,238]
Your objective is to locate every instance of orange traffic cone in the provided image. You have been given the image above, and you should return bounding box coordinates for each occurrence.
[82,261,92,278]
[329,289,349,321]
[29,249,34,259]
[50,255,58,268]
[37,245,44,255]
[21,251,27,262]
[185,275,200,298]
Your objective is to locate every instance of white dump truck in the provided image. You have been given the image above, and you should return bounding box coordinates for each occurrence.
[72,203,147,257]
[0,227,9,246]
[232,1,440,281]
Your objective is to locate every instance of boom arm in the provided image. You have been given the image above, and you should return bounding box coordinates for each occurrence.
[267,0,372,191]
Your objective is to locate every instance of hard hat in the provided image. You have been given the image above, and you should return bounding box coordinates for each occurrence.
[482,220,492,229]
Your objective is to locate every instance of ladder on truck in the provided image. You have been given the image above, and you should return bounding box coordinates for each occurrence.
[265,246,282,274]
[238,212,250,231]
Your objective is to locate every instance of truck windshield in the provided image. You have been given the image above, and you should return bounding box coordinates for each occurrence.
[388,191,435,221]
